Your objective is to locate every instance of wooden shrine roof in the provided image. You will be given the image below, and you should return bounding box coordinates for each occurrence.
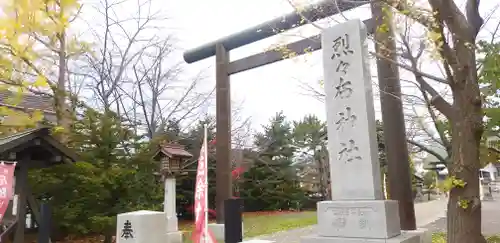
[159,143,193,158]
[0,127,79,166]
[0,90,55,113]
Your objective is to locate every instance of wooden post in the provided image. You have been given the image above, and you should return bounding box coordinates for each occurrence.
[215,43,232,223]
[370,2,416,230]
[14,164,28,243]
[37,203,51,243]
[27,186,52,243]
[223,199,243,243]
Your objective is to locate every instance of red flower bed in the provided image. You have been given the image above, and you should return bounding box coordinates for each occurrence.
[184,204,302,218]
[243,210,302,217]
[185,204,217,219]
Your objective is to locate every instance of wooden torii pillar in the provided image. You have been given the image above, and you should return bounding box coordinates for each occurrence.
[0,128,79,243]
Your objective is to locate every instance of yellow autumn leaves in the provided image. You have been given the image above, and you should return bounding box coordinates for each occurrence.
[0,0,81,132]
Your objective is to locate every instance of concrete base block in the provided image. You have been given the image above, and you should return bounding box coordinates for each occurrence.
[403,228,431,243]
[166,216,179,232]
[301,232,420,243]
[208,223,225,241]
[165,231,183,243]
[317,200,401,238]
[208,222,245,241]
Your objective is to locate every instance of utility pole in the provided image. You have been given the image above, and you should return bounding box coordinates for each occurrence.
[370,1,417,230]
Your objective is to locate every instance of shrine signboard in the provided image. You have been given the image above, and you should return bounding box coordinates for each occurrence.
[0,162,15,223]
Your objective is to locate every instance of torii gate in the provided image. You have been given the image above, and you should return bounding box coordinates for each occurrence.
[183,0,416,232]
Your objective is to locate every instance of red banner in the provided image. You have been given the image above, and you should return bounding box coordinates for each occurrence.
[192,128,217,243]
[0,162,16,223]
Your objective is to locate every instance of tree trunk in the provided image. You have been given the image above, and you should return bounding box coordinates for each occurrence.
[55,30,71,143]
[316,152,329,200]
[447,61,486,243]
[447,117,486,243]
[103,233,113,243]
[320,151,331,200]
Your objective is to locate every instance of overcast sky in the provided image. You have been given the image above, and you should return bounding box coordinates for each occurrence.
[165,0,499,132]
[78,0,499,134]
[168,0,333,130]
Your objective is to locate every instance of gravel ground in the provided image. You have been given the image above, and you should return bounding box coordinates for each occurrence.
[422,193,500,236]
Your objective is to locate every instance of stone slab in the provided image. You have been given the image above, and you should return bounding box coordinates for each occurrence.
[317,200,400,238]
[208,223,225,241]
[165,231,183,243]
[321,19,383,200]
[301,232,420,243]
[116,210,166,243]
[403,228,431,243]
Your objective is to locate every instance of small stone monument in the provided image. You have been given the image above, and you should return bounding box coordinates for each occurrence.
[300,19,430,243]
[116,210,167,243]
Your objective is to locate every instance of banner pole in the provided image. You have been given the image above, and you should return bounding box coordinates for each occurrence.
[203,125,209,243]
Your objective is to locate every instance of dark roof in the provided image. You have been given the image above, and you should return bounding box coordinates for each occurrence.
[158,143,193,158]
[413,173,424,181]
[0,90,55,113]
[0,127,79,164]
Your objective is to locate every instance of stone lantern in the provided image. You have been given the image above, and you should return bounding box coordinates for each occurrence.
[153,142,193,243]
[157,143,192,176]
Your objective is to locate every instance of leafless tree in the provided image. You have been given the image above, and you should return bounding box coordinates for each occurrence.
[74,0,212,139]
[122,39,211,139]
[79,0,165,110]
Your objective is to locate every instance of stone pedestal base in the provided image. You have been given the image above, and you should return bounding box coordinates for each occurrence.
[166,216,179,232]
[208,223,225,241]
[301,200,431,243]
[208,222,245,241]
[165,231,183,243]
[316,200,401,238]
[403,228,431,243]
[301,232,420,243]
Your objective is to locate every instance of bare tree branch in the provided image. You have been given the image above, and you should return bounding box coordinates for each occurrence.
[407,139,448,163]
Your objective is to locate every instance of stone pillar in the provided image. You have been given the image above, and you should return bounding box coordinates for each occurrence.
[300,19,430,243]
[164,177,182,243]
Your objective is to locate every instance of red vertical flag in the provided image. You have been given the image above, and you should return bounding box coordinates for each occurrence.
[0,162,16,223]
[192,126,217,243]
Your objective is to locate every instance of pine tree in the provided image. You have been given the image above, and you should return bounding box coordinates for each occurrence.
[240,112,305,211]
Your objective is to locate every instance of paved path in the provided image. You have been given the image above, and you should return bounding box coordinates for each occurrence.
[248,199,448,243]
[422,194,500,236]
